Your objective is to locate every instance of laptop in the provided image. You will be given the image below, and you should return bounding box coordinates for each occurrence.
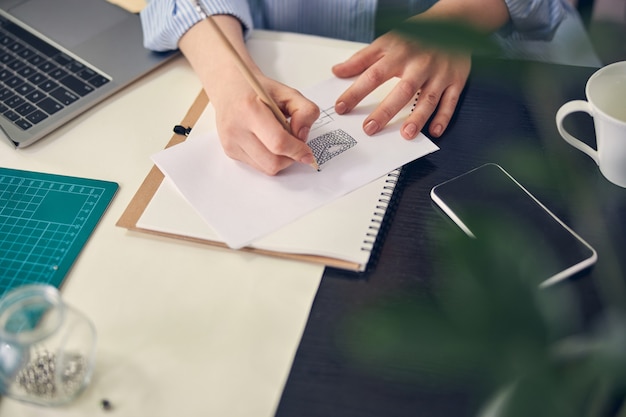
[0,0,176,148]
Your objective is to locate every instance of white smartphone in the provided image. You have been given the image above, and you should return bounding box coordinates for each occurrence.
[430,163,597,287]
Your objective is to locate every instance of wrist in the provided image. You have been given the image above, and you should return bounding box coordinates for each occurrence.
[414,0,509,33]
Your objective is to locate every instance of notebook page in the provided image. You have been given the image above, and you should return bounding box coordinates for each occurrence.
[151,77,438,249]
[137,170,398,269]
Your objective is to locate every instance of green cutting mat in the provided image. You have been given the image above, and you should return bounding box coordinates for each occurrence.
[0,167,118,299]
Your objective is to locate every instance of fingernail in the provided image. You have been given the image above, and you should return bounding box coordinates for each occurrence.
[364,119,379,136]
[298,126,310,141]
[335,101,347,114]
[300,153,315,165]
[432,124,443,137]
[403,123,417,138]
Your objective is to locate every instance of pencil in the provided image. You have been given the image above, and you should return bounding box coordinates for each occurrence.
[192,1,319,171]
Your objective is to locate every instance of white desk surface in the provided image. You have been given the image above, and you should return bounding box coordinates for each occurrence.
[0,31,364,417]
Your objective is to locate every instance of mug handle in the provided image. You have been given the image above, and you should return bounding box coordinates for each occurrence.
[555,100,599,165]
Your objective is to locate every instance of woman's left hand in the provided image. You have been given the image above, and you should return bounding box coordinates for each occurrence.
[332,30,471,140]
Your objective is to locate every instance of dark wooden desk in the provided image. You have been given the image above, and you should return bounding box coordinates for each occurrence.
[275,59,626,417]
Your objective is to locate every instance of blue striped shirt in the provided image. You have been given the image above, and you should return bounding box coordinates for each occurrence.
[140,0,566,52]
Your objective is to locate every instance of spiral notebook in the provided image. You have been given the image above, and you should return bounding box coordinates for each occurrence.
[117,92,404,272]
[138,168,400,272]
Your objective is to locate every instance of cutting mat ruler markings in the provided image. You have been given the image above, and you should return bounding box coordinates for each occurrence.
[0,167,118,299]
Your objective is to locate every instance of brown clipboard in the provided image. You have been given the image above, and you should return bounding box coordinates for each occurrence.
[116,90,362,271]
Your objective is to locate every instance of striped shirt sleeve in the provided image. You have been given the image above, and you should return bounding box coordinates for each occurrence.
[140,0,254,51]
[140,0,568,52]
[503,0,566,40]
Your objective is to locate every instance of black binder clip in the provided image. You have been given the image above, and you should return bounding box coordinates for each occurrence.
[173,125,192,136]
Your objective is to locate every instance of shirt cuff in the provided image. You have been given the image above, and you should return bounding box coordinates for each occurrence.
[501,0,566,40]
[140,0,254,52]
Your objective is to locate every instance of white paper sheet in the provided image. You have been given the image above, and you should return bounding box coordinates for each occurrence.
[152,76,439,249]
[137,170,400,269]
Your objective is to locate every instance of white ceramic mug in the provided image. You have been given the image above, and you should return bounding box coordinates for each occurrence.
[556,61,626,188]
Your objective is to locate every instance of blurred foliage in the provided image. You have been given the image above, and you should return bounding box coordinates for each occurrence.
[588,21,626,65]
[335,10,626,417]
[338,216,626,416]
[392,19,501,56]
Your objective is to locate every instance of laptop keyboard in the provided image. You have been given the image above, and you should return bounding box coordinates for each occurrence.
[0,16,110,131]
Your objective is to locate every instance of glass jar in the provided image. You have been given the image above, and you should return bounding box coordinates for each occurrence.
[0,284,97,406]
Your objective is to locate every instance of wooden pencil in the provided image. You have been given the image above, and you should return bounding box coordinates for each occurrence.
[192,1,319,170]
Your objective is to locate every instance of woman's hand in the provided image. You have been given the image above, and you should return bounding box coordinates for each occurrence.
[210,72,320,175]
[332,29,471,140]
[179,15,319,176]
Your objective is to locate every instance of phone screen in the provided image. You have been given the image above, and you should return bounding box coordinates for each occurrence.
[430,163,597,287]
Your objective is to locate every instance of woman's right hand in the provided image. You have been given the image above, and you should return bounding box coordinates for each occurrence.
[179,15,319,175]
[210,71,320,175]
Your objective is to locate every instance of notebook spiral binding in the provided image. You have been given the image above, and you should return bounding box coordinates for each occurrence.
[360,168,402,252]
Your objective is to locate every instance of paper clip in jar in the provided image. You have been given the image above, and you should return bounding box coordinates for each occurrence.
[0,284,97,406]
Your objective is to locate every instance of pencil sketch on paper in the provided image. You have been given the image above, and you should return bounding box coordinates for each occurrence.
[311,107,336,131]
[308,129,357,166]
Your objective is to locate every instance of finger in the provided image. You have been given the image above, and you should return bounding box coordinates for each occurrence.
[250,107,317,173]
[264,129,317,169]
[331,44,381,79]
[282,93,320,142]
[401,86,442,139]
[222,129,299,176]
[220,107,314,175]
[243,142,296,176]
[361,78,420,136]
[217,124,277,172]
[427,84,462,138]
[334,63,393,115]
